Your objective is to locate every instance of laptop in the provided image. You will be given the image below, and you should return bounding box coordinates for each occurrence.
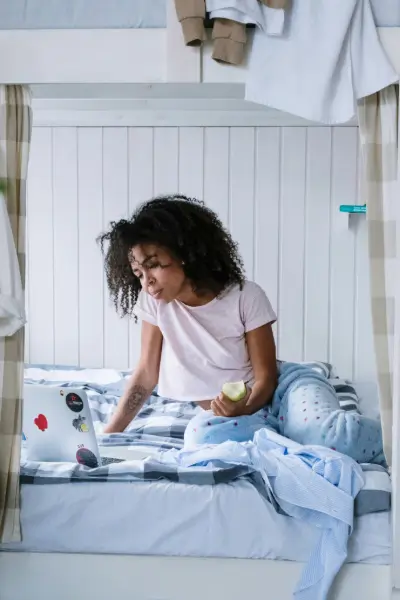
[22,384,125,467]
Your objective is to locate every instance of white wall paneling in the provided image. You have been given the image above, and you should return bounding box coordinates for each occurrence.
[278,128,307,362]
[26,128,54,365]
[25,125,374,383]
[77,128,104,368]
[102,128,130,369]
[128,128,154,369]
[52,128,79,366]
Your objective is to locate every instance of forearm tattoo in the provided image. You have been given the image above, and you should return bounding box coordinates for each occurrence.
[123,385,149,417]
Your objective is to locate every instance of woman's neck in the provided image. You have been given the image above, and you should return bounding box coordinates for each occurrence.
[176,285,216,307]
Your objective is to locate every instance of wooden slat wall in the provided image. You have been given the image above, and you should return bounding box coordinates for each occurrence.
[25,125,375,382]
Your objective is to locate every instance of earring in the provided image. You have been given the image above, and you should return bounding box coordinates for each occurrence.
[182,261,185,266]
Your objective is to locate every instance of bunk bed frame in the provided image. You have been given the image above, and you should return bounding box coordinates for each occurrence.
[1,2,400,599]
[0,2,398,85]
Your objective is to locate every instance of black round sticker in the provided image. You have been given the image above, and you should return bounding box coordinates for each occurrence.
[76,447,99,468]
[66,392,84,413]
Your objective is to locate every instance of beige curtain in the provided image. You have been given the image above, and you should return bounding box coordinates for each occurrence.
[357,85,399,467]
[0,86,32,543]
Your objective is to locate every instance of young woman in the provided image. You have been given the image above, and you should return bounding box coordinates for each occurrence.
[98,195,384,464]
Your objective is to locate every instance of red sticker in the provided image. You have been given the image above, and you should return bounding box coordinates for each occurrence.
[34,414,48,432]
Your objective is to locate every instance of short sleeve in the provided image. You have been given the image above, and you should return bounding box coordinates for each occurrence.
[135,291,158,326]
[240,281,276,333]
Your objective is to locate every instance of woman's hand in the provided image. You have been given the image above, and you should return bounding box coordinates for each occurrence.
[211,387,253,417]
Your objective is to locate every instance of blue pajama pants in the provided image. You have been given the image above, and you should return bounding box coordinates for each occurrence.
[184,367,385,465]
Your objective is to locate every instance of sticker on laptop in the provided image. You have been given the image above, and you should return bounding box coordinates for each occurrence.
[72,415,89,433]
[34,414,48,432]
[65,392,84,413]
[76,447,98,468]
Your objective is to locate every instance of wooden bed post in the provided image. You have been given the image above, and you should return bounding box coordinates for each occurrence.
[166,0,201,83]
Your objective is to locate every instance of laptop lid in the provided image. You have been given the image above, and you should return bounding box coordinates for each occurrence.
[23,384,101,467]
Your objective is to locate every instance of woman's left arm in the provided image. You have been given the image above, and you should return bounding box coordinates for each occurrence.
[245,323,278,413]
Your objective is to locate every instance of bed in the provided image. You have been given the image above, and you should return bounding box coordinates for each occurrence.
[0,365,394,600]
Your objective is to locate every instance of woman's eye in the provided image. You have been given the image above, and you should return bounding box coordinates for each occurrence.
[148,263,159,270]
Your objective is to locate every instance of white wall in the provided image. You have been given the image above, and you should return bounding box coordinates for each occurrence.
[25,125,375,382]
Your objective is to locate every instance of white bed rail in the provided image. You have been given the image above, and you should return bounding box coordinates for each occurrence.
[0,552,393,600]
[0,0,397,84]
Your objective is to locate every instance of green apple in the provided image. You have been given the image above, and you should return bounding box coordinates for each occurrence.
[222,380,247,402]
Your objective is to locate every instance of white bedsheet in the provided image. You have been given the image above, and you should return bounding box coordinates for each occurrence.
[1,476,391,563]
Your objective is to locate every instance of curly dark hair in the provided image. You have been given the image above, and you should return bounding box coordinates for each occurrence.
[97,194,245,318]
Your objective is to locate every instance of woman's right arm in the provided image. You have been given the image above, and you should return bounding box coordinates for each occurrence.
[103,321,163,433]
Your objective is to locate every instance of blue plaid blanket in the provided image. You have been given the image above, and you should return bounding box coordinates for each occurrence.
[22,365,201,478]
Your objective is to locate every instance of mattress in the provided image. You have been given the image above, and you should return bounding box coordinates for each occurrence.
[0,0,166,30]
[10,364,389,562]
[1,477,391,563]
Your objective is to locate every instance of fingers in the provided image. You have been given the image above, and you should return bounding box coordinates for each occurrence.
[211,397,227,417]
[211,398,225,416]
[211,401,222,416]
[212,395,235,417]
[211,390,252,417]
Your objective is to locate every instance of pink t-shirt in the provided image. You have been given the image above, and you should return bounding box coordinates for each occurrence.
[136,281,276,402]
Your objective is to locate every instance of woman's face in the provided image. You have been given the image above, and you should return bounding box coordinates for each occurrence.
[130,244,187,303]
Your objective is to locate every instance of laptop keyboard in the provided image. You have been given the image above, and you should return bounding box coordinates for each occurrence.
[101,456,125,466]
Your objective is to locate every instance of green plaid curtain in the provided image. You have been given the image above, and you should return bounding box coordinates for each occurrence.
[0,86,32,543]
[357,85,399,468]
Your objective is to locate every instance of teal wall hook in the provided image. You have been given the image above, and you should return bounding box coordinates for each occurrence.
[339,204,366,214]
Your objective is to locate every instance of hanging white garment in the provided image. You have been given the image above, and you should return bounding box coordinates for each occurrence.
[245,0,399,124]
[0,192,26,337]
[206,0,285,36]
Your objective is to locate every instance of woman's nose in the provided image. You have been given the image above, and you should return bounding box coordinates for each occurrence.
[142,272,156,292]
